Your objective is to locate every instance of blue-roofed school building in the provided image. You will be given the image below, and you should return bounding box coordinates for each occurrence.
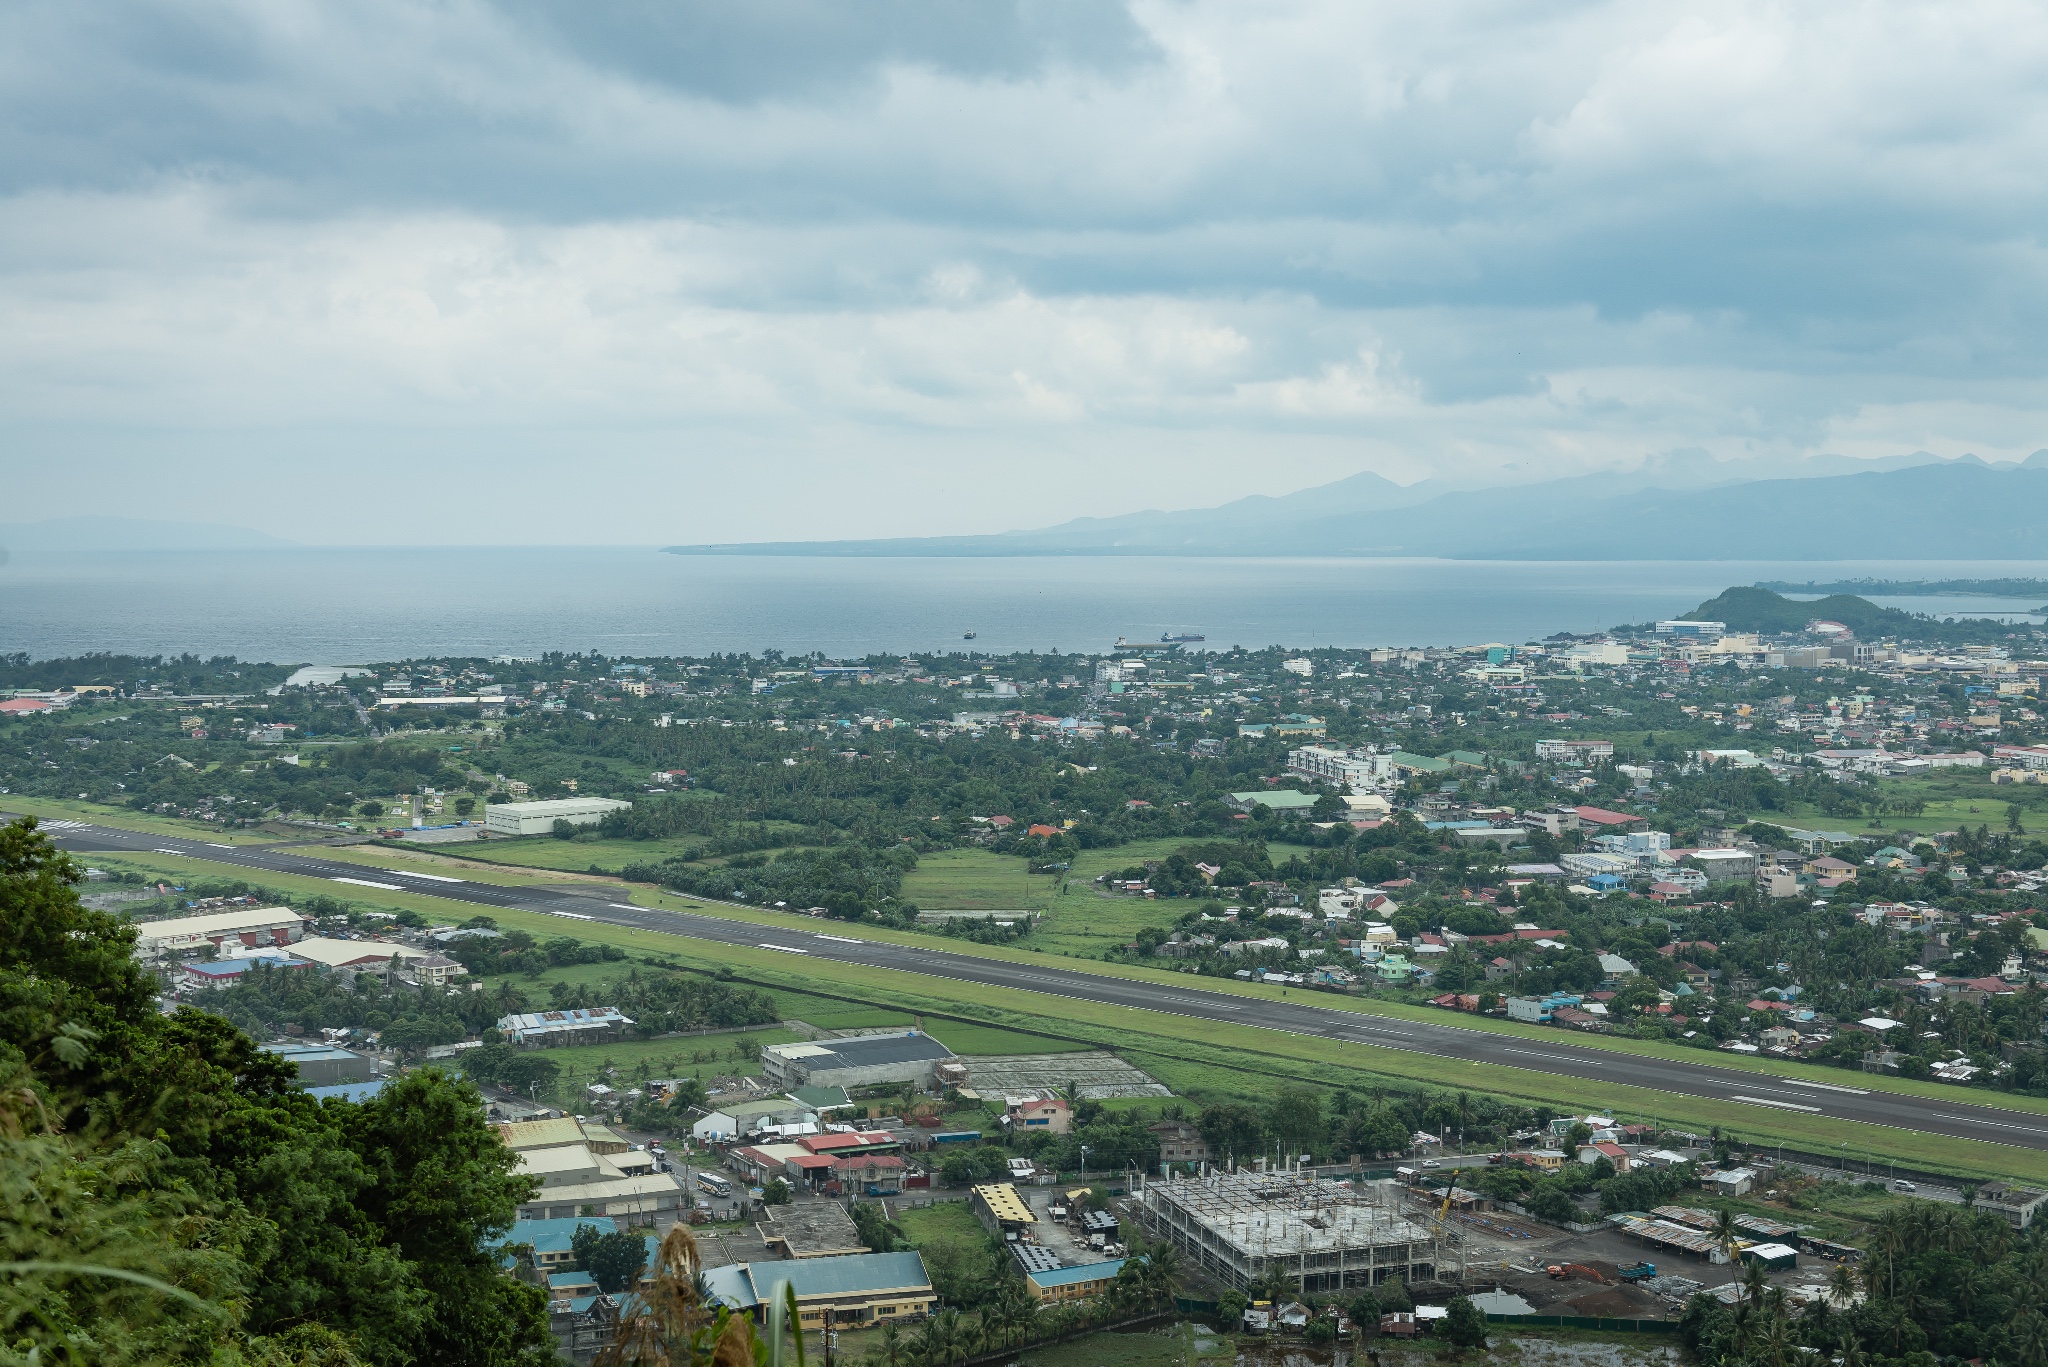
[490,1215,618,1276]
[1024,1257,1129,1303]
[699,1251,935,1331]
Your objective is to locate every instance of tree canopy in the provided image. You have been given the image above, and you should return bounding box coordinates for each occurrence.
[0,816,554,1366]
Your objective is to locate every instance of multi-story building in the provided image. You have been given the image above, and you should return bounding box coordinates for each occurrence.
[1287,745,1389,791]
[1534,739,1614,764]
[1136,1169,1433,1294]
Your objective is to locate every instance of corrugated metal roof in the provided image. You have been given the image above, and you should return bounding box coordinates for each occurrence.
[973,1183,1036,1224]
[1027,1258,1129,1289]
[794,1032,955,1070]
[745,1251,932,1301]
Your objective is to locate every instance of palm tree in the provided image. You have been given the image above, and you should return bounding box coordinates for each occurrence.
[1729,1304,1756,1358]
[878,1322,905,1367]
[1827,1261,1858,1310]
[914,1311,950,1367]
[1954,1263,1987,1319]
[1742,1258,1769,1311]
[2013,1310,2048,1367]
[1713,1207,1741,1267]
[1760,1309,1794,1367]
[1867,1211,1906,1299]
[598,1224,750,1367]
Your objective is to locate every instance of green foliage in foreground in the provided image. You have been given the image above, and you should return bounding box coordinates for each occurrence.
[1682,1202,2048,1367]
[0,817,555,1366]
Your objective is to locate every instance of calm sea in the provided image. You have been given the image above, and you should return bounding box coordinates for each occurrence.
[3,549,2045,663]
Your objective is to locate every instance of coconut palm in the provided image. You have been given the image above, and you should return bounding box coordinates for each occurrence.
[1827,1261,1858,1309]
[599,1224,758,1367]
[1742,1259,1769,1311]
[1867,1211,1907,1299]
[1760,1309,1795,1367]
[1729,1304,1756,1358]
[1713,1207,1741,1267]
[2013,1310,2048,1367]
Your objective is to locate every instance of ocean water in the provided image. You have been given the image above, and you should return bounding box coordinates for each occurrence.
[3,549,2046,663]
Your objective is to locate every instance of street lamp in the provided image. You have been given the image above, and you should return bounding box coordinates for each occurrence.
[1080,1145,1092,1178]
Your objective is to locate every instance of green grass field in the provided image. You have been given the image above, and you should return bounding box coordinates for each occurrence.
[901,848,1059,911]
[520,1028,801,1092]
[1033,839,1318,957]
[1021,1328,1237,1367]
[3,794,277,844]
[427,834,711,874]
[893,1199,986,1254]
[1763,771,2048,838]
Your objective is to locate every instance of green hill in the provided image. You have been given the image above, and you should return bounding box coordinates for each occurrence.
[1683,585,2024,644]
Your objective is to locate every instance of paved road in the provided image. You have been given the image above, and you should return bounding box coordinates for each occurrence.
[36,815,2048,1156]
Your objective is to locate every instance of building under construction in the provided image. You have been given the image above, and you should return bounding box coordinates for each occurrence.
[1135,1168,1436,1294]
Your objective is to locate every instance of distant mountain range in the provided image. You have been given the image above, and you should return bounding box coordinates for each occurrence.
[0,517,298,560]
[667,451,2048,560]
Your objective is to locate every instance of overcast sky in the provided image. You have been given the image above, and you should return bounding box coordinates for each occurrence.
[4,0,2046,545]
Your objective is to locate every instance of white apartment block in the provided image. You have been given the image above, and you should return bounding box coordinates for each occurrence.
[1287,745,1390,791]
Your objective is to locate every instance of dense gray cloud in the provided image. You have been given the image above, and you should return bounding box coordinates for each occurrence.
[1,0,2045,543]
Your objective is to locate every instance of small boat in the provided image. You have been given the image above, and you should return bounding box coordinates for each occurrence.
[963,631,977,640]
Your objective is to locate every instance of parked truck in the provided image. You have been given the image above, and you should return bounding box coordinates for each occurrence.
[1619,1263,1658,1283]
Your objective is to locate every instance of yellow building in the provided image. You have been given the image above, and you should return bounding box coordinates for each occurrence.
[1025,1258,1128,1303]
[970,1182,1037,1235]
[704,1252,936,1329]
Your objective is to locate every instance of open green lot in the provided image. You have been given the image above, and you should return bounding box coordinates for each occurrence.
[893,1199,987,1258]
[901,848,1059,911]
[1021,1328,1237,1367]
[1031,838,1314,958]
[522,1029,800,1092]
[1763,770,2048,838]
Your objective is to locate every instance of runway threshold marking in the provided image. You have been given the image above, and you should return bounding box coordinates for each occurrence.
[1932,1114,2042,1133]
[1776,1078,1868,1095]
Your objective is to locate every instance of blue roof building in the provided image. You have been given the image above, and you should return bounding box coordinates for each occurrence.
[489,1216,617,1273]
[700,1251,934,1330]
[1025,1258,1130,1302]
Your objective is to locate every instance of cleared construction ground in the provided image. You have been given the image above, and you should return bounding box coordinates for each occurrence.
[961,1051,1171,1099]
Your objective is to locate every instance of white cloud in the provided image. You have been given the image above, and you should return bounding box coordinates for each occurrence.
[1,0,2046,542]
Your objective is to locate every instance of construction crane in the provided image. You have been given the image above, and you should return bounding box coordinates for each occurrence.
[1419,1167,1465,1280]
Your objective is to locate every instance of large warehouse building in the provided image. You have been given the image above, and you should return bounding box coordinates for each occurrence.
[1135,1169,1435,1294]
[483,797,632,837]
[132,906,308,959]
[761,1031,956,1092]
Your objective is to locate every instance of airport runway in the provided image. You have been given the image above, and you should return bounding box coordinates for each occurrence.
[32,814,2048,1155]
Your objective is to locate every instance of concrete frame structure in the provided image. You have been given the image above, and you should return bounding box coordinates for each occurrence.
[1135,1169,1433,1294]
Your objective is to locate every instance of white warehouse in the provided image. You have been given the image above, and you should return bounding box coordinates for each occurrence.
[483,797,632,837]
